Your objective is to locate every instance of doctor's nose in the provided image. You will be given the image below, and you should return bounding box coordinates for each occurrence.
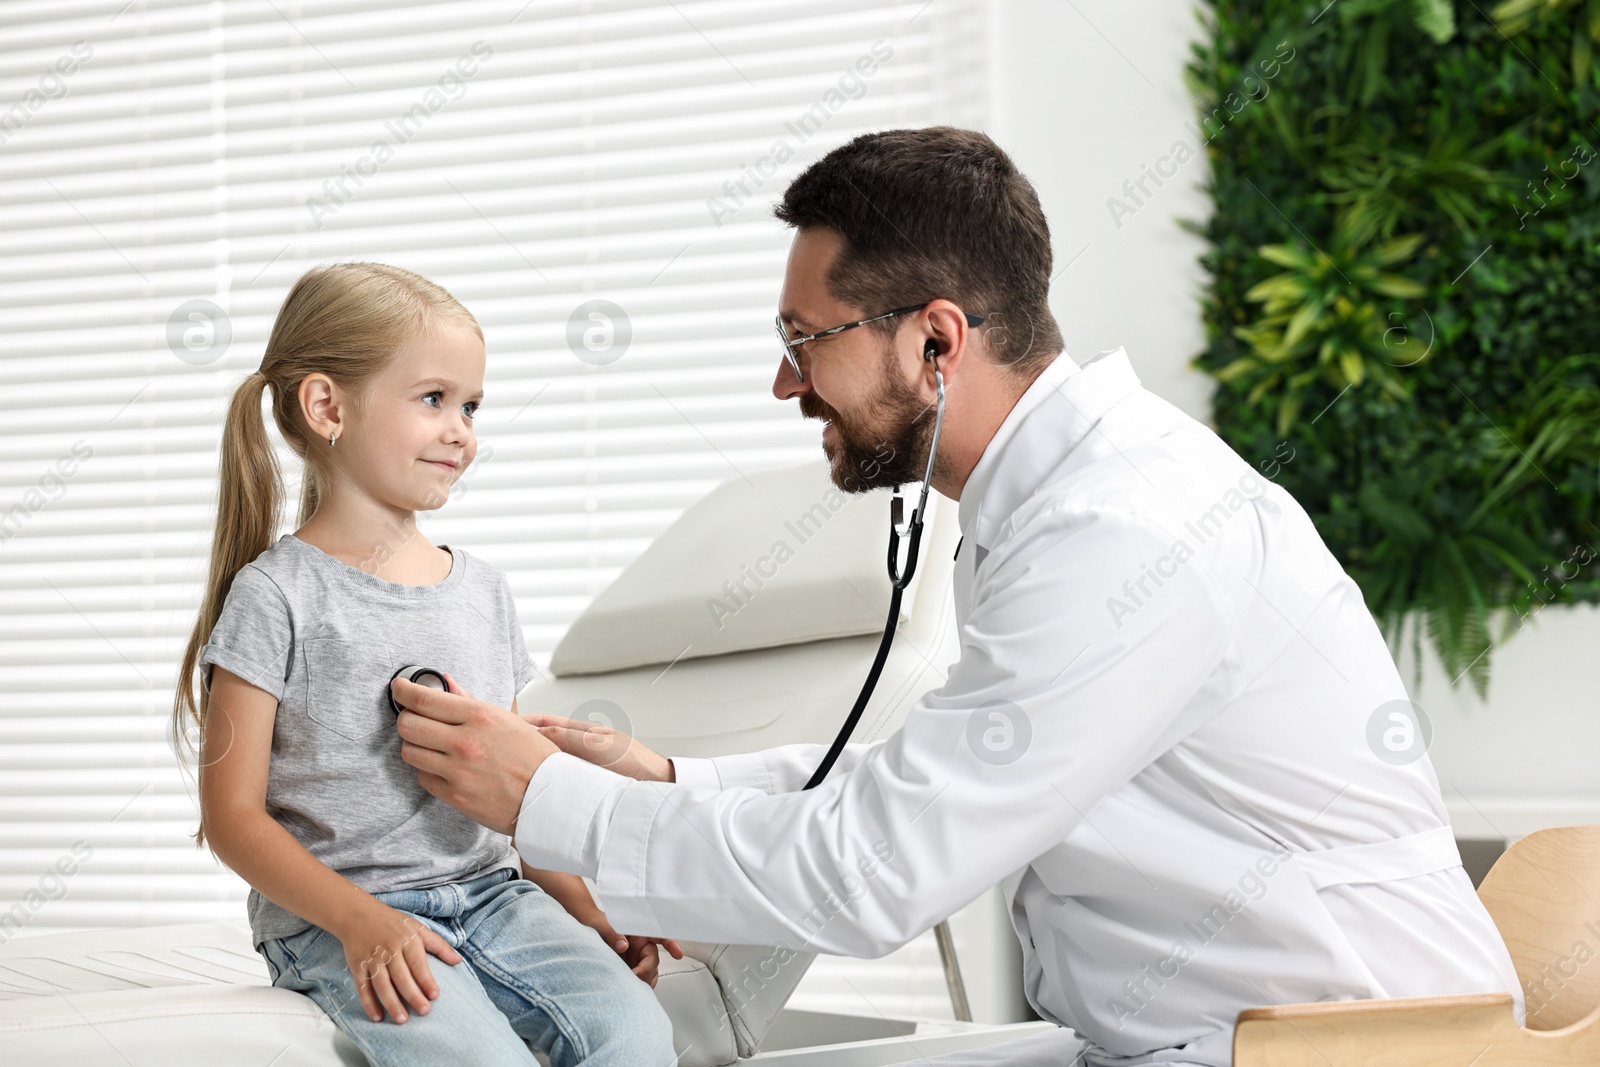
[773,355,808,401]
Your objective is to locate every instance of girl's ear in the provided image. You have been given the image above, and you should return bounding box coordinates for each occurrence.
[298,373,343,441]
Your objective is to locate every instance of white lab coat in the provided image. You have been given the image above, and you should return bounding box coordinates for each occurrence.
[516,348,1522,1066]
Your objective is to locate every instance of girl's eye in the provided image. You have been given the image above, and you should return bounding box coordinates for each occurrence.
[422,392,479,419]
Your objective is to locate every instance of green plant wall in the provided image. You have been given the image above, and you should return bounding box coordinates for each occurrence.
[1187,0,1600,697]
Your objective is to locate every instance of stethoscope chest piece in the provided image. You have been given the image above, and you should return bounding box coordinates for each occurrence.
[389,664,447,715]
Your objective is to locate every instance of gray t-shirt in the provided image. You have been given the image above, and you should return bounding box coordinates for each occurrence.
[199,533,537,946]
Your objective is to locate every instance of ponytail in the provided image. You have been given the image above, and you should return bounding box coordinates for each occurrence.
[171,371,281,846]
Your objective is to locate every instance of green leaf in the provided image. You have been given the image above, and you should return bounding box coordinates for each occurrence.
[1460,535,1541,588]
[1282,301,1324,351]
[1373,233,1426,265]
[1259,243,1313,270]
[1274,394,1301,438]
[1338,349,1367,385]
[1413,0,1457,42]
[1244,274,1309,305]
[1490,0,1544,21]
[1369,273,1428,298]
[1490,0,1546,34]
[1214,357,1260,382]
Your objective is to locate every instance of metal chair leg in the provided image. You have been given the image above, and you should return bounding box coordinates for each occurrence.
[933,918,972,1021]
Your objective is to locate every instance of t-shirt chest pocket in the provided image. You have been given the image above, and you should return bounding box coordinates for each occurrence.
[301,636,394,741]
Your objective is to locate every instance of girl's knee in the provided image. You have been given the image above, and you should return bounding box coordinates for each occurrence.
[589,982,676,1060]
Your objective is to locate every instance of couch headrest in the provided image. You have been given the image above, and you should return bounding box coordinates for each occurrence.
[550,460,912,676]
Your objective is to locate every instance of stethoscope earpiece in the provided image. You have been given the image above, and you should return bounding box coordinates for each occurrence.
[389,664,447,715]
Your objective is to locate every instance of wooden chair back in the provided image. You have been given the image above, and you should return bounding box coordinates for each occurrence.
[1233,825,1600,1066]
[1476,825,1600,1031]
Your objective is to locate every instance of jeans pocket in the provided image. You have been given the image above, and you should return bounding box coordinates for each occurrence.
[258,940,289,985]
[263,924,335,987]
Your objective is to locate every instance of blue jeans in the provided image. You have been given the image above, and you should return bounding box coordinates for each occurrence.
[259,868,676,1067]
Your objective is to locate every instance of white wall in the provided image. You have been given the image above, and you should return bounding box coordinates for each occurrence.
[1399,604,1600,840]
[989,0,1215,422]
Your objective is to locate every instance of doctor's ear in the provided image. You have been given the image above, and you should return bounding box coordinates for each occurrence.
[915,299,977,383]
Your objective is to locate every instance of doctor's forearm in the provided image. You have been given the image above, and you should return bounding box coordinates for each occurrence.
[531,755,929,954]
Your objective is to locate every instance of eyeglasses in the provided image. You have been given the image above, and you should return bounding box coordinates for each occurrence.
[775,302,986,383]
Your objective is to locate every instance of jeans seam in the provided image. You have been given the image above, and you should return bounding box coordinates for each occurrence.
[460,939,590,1063]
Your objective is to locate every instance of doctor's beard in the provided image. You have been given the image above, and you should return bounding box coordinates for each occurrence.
[801,350,940,494]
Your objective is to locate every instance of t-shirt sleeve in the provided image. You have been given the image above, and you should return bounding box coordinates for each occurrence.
[199,565,294,701]
[505,576,537,699]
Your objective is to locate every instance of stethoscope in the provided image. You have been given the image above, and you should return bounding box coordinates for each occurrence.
[802,347,945,790]
[388,350,947,791]
[389,664,448,714]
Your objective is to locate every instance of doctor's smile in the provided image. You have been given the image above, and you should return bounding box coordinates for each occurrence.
[16,9,1572,1063]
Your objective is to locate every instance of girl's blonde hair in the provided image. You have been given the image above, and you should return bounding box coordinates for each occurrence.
[172,263,480,842]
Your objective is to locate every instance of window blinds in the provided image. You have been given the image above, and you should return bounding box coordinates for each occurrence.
[0,0,986,1021]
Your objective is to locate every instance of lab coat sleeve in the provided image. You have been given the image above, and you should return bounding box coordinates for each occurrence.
[522,743,885,873]
[516,505,1234,955]
[670,741,885,794]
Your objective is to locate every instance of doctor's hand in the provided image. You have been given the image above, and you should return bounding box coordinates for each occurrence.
[520,712,675,784]
[394,672,557,837]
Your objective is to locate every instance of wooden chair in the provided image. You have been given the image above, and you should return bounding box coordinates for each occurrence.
[1233,826,1600,1066]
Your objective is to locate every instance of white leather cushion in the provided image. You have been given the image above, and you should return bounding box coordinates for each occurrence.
[651,949,740,1065]
[0,922,742,1067]
[0,985,366,1067]
[550,460,904,676]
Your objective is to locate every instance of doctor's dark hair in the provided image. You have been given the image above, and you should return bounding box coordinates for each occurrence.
[171,262,480,846]
[774,126,1063,376]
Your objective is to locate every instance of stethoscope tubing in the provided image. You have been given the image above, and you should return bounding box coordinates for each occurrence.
[803,367,945,790]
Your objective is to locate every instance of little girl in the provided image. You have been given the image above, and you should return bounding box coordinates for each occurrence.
[172,262,680,1067]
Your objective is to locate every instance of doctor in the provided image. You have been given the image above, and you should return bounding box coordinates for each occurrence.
[394,127,1521,1066]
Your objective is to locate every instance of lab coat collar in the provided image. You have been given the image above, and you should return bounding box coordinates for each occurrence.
[956,347,1143,552]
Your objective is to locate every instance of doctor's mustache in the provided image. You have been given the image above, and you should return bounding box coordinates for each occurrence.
[799,393,846,425]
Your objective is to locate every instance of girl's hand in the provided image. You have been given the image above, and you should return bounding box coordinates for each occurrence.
[576,909,631,956]
[332,899,463,1024]
[577,910,684,987]
[621,935,685,987]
